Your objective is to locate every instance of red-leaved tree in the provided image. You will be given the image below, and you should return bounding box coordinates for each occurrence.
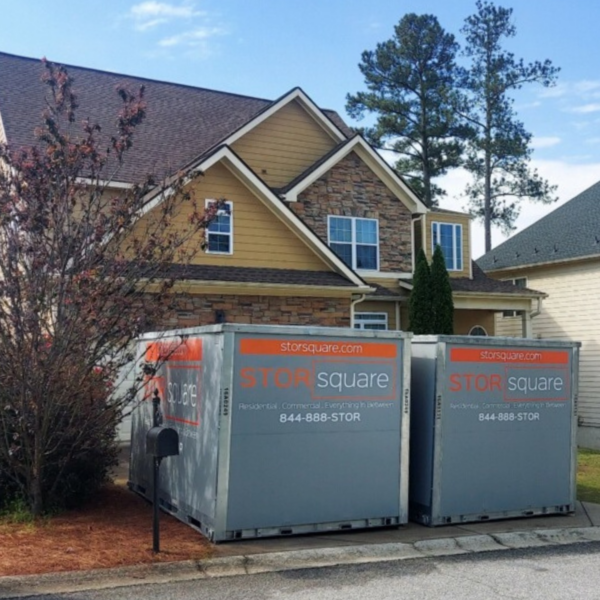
[0,60,219,515]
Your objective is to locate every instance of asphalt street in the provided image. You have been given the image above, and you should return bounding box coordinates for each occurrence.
[16,542,600,600]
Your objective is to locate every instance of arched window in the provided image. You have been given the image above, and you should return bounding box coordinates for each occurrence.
[469,325,488,336]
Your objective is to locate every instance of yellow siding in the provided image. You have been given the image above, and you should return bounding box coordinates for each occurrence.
[356,300,399,330]
[129,162,330,271]
[231,99,337,188]
[491,260,600,427]
[423,212,471,278]
[454,310,496,336]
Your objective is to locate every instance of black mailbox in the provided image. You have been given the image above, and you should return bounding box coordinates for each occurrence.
[146,427,180,458]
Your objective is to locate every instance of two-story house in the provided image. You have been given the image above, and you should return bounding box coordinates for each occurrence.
[0,51,541,339]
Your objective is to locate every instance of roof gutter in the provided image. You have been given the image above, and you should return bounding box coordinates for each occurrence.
[481,252,600,273]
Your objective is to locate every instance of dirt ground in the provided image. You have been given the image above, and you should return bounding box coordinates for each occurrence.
[0,483,212,577]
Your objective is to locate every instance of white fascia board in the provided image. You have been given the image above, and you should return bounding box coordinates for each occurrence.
[222,88,346,147]
[360,271,413,280]
[0,109,6,144]
[76,177,133,189]
[283,136,428,214]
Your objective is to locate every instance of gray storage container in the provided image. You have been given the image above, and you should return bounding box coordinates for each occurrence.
[130,324,411,542]
[410,336,579,526]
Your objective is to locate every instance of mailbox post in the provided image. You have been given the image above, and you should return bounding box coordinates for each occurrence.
[146,389,179,553]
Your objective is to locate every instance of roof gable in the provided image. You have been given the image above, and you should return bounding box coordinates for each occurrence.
[281,135,428,214]
[223,88,346,148]
[139,145,372,291]
[230,97,340,188]
[478,179,600,272]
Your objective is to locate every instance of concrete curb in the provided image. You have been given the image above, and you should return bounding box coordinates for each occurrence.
[1,527,599,598]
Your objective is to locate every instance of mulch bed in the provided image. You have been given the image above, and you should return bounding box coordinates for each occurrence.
[0,484,212,576]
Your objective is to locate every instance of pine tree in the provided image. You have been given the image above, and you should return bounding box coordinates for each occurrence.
[346,13,468,206]
[461,1,559,251]
[409,249,433,334]
[431,245,454,335]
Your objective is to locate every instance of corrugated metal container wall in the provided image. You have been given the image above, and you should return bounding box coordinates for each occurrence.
[130,324,411,542]
[410,335,579,526]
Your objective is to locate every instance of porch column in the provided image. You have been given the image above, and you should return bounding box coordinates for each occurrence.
[521,310,533,338]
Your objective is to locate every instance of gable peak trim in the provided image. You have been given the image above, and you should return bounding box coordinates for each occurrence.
[283,135,428,214]
[222,87,346,149]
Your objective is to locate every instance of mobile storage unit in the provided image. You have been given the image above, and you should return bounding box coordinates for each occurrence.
[410,336,579,526]
[130,324,411,542]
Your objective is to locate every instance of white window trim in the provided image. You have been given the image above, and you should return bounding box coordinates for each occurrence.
[354,312,388,330]
[327,215,380,271]
[469,325,488,336]
[205,199,233,255]
[431,221,463,271]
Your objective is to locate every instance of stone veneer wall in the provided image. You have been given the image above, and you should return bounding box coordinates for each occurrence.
[291,151,413,272]
[157,293,351,330]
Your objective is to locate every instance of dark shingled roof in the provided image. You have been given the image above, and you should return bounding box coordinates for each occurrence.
[369,283,407,298]
[478,180,600,272]
[0,52,350,184]
[451,263,544,295]
[402,262,544,296]
[159,264,357,288]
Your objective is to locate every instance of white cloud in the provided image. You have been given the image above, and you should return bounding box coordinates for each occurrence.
[437,161,600,260]
[570,103,600,114]
[539,82,568,98]
[575,80,600,93]
[128,1,205,31]
[531,136,561,149]
[159,26,226,48]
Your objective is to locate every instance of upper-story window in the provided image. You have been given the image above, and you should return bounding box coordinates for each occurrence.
[206,200,233,254]
[328,216,379,270]
[432,222,462,271]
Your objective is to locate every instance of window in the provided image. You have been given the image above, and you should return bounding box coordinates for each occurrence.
[502,277,527,317]
[206,200,232,254]
[354,313,388,330]
[432,222,462,271]
[469,325,488,336]
[328,216,379,270]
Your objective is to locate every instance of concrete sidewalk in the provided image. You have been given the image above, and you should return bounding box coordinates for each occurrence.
[2,451,596,598]
[3,501,600,599]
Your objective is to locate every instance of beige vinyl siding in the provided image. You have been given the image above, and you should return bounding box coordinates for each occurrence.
[231,99,338,188]
[495,314,523,337]
[130,161,330,271]
[422,212,471,278]
[492,260,600,427]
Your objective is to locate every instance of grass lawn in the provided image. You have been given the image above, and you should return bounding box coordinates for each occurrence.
[577,447,600,504]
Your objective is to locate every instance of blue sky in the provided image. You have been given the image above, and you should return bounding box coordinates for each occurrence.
[2,0,600,257]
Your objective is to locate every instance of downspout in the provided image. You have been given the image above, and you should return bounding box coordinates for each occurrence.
[522,296,544,339]
[350,294,367,328]
[531,296,543,319]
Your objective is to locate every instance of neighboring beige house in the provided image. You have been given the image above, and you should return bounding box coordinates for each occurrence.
[478,180,600,448]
